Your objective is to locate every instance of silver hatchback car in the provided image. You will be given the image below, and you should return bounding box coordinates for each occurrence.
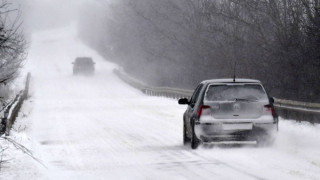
[179,79,278,149]
[72,57,95,75]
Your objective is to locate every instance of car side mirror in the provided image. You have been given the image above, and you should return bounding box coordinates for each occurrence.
[178,98,189,105]
[269,97,275,104]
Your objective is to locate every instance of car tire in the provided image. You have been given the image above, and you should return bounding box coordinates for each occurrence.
[257,135,275,147]
[191,123,200,149]
[183,122,190,145]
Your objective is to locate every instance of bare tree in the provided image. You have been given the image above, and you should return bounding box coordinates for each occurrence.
[0,0,26,85]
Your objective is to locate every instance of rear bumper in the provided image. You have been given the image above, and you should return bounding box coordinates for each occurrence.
[73,68,95,74]
[194,121,277,142]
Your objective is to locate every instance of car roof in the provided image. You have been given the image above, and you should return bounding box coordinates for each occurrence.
[75,57,93,62]
[201,78,261,84]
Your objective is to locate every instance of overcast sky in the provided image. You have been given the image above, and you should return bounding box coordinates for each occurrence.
[16,0,102,33]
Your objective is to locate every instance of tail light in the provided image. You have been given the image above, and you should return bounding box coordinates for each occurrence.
[197,105,211,117]
[264,104,276,116]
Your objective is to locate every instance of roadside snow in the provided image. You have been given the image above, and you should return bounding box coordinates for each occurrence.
[1,24,320,180]
[0,99,44,179]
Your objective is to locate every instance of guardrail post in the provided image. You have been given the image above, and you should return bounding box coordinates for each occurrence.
[1,73,31,136]
[24,73,31,99]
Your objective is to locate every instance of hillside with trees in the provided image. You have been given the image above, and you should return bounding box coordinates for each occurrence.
[79,0,320,102]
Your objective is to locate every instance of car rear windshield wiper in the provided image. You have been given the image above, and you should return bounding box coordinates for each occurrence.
[234,98,258,102]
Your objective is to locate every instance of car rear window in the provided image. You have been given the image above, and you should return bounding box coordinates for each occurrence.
[75,58,93,65]
[204,84,268,102]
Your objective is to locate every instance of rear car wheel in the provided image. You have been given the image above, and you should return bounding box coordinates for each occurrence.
[256,133,276,147]
[191,124,200,149]
[73,69,77,75]
[183,122,190,145]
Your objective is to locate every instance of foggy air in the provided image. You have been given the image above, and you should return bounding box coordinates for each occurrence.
[1,0,320,179]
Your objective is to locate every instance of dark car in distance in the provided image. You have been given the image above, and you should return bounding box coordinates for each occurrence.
[179,79,278,149]
[72,57,95,75]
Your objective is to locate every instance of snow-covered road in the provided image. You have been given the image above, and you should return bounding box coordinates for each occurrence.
[2,25,320,180]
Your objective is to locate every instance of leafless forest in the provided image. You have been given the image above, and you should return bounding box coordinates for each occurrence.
[79,0,320,102]
[0,1,26,85]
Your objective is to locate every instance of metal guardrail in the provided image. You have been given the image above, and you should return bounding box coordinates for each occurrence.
[114,69,320,124]
[0,73,31,135]
[275,99,320,110]
[274,98,320,124]
[114,69,193,99]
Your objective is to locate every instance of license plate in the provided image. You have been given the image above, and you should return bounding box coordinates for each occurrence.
[222,123,253,130]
